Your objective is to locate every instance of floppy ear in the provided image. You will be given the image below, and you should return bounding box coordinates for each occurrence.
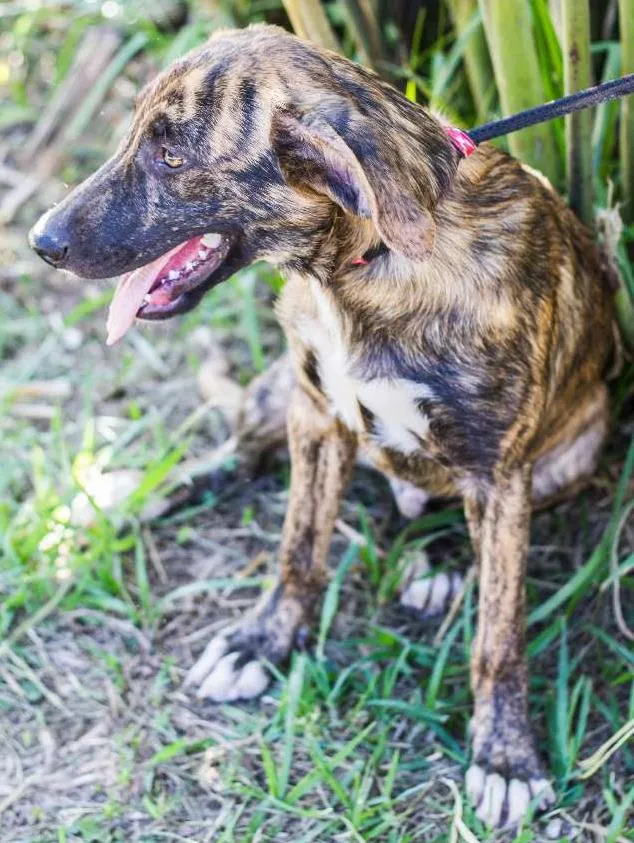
[273,111,443,262]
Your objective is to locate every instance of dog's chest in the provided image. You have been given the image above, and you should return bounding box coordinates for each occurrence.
[295,284,432,454]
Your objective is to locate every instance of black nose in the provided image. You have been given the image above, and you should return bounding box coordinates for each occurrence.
[29,225,69,267]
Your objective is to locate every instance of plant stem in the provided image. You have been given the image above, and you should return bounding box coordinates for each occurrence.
[281,0,340,52]
[619,0,634,222]
[562,0,594,225]
[445,0,492,120]
[340,0,384,70]
[479,0,562,186]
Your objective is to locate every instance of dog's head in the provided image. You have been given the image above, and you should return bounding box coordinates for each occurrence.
[29,24,460,342]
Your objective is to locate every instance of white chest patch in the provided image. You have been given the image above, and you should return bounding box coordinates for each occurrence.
[297,283,433,454]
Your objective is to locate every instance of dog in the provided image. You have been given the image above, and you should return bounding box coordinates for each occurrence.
[30,24,616,827]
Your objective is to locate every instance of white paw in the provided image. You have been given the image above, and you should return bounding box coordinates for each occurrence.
[184,632,270,702]
[389,477,429,519]
[400,569,463,617]
[466,764,556,827]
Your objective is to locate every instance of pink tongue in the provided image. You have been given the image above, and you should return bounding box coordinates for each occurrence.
[106,242,188,346]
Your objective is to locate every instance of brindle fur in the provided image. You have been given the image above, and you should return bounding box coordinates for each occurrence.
[30,24,615,828]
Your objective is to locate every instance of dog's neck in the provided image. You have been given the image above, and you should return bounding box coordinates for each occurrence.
[310,183,517,337]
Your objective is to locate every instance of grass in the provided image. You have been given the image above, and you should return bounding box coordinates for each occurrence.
[479,0,562,184]
[1,1,633,842]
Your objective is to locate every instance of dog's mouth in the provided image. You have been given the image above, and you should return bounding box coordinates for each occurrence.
[106,232,231,345]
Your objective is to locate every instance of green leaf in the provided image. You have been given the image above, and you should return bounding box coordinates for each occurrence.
[317,543,358,660]
[278,653,306,797]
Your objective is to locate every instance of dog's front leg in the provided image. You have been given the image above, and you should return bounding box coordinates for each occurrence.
[465,467,555,828]
[185,388,357,702]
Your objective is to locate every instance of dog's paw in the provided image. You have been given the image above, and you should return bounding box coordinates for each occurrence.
[389,477,429,520]
[400,570,463,617]
[184,584,305,703]
[466,764,555,828]
[399,551,463,618]
[467,702,556,829]
[184,635,271,702]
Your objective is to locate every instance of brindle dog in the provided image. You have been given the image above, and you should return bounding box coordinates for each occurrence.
[30,24,615,828]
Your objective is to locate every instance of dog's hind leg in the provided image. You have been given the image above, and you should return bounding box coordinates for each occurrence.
[185,388,357,702]
[531,382,609,507]
[464,468,555,828]
[231,351,296,466]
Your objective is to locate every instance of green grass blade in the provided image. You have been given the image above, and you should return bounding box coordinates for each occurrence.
[260,739,279,798]
[134,532,153,620]
[531,0,565,158]
[572,677,592,761]
[425,621,461,711]
[554,618,570,777]
[430,10,487,111]
[286,723,375,804]
[606,786,634,842]
[528,539,605,626]
[317,543,358,660]
[278,653,306,797]
[588,625,634,668]
[156,577,265,612]
[306,733,352,808]
[529,433,634,625]
[445,0,492,120]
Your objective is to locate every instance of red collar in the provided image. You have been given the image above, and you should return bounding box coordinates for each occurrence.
[446,125,476,157]
[351,241,389,266]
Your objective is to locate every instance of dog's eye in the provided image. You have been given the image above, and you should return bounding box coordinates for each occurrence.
[162,148,184,169]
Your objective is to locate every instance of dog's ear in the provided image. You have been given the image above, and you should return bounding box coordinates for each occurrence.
[273,110,454,261]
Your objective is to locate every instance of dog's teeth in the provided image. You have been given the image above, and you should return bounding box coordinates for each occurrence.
[201,233,221,249]
[198,248,209,259]
[185,261,195,271]
[168,270,179,280]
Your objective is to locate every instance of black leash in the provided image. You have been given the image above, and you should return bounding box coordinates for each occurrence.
[358,76,634,262]
[468,73,634,145]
